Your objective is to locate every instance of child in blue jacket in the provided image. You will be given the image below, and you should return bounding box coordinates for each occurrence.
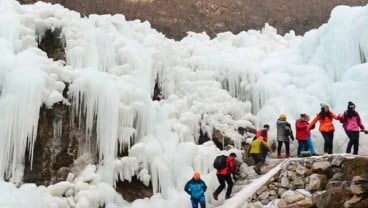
[184,172,207,208]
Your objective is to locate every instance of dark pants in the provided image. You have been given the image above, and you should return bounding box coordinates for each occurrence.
[321,131,334,154]
[214,174,233,198]
[252,153,264,171]
[277,141,290,156]
[262,149,268,161]
[191,195,206,208]
[345,131,360,154]
[297,140,309,155]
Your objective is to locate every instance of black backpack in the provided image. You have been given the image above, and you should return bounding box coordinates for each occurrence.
[213,155,227,170]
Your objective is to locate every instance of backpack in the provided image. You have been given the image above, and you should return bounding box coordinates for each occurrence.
[213,155,227,170]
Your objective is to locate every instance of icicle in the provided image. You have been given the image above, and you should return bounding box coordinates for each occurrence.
[70,70,120,185]
[0,66,46,179]
[52,118,62,139]
[151,156,172,198]
[114,157,139,183]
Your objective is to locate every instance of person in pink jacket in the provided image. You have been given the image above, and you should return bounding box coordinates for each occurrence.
[339,101,368,154]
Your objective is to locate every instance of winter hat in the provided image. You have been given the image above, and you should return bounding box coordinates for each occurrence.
[193,172,201,180]
[320,103,328,108]
[279,114,287,120]
[320,103,329,109]
[348,101,355,109]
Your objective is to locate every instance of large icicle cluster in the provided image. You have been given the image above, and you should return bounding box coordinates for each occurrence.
[0,0,66,183]
[1,0,368,207]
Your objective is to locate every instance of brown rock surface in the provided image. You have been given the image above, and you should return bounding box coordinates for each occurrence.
[23,104,79,185]
[343,157,368,180]
[18,0,368,39]
[116,177,153,202]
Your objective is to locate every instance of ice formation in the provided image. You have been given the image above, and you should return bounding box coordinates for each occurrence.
[1,0,368,207]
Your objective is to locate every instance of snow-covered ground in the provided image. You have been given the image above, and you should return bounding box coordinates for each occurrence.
[1,0,368,207]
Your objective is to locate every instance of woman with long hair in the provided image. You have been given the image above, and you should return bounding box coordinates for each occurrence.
[339,101,367,154]
[308,103,339,154]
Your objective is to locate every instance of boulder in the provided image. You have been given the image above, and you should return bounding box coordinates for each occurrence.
[330,172,344,181]
[250,201,264,208]
[307,174,328,192]
[312,181,352,208]
[256,185,268,195]
[343,158,368,180]
[344,195,362,208]
[351,175,368,195]
[292,177,305,189]
[326,166,343,179]
[268,182,279,190]
[281,176,290,188]
[258,191,270,200]
[286,162,298,172]
[296,165,308,176]
[331,155,346,167]
[312,161,331,173]
[278,190,313,208]
[288,171,298,181]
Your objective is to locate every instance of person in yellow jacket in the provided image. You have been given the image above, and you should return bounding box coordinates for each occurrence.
[250,137,272,175]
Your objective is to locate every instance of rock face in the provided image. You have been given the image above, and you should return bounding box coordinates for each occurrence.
[250,156,368,208]
[23,29,77,185]
[18,0,368,39]
[21,29,153,201]
[23,104,78,185]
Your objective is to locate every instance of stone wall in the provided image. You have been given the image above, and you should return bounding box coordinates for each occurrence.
[250,156,368,208]
[18,0,368,39]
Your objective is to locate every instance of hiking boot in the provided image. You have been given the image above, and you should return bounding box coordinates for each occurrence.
[225,195,231,199]
[253,167,261,175]
[277,155,282,159]
[213,192,218,200]
[286,154,292,158]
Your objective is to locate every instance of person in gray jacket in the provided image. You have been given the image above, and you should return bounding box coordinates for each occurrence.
[276,114,294,158]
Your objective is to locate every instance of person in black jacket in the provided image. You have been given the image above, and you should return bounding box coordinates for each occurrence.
[184,172,207,208]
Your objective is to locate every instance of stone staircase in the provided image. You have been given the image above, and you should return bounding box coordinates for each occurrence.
[211,158,284,208]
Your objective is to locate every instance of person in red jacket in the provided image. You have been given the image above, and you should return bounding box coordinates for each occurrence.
[256,124,270,161]
[256,124,270,143]
[212,153,236,200]
[308,103,339,154]
[296,114,310,157]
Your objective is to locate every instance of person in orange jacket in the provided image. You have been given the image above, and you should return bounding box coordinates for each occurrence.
[308,103,339,154]
[212,153,236,200]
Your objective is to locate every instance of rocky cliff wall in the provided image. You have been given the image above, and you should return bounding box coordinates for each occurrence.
[18,0,368,39]
[250,156,368,208]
